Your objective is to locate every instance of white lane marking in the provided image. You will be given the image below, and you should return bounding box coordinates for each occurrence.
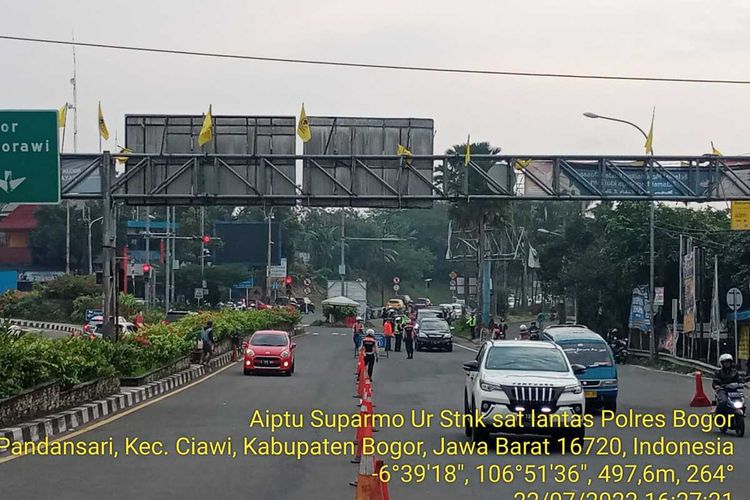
[312,332,319,336]
[331,332,339,336]
[454,342,478,353]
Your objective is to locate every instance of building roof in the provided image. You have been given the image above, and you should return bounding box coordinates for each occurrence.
[0,205,37,230]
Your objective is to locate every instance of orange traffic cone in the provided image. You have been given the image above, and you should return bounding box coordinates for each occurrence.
[354,454,382,500]
[690,371,712,407]
[352,404,373,464]
[355,369,369,399]
[375,460,390,500]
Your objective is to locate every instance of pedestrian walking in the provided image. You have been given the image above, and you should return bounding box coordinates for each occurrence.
[201,321,215,366]
[361,329,379,380]
[403,320,415,359]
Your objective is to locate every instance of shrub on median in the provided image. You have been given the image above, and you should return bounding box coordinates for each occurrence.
[0,307,300,399]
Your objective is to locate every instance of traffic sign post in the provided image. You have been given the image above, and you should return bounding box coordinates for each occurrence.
[727,288,743,362]
[393,284,400,292]
[393,276,400,285]
[303,278,312,287]
[303,287,311,295]
[0,110,60,203]
[654,287,664,306]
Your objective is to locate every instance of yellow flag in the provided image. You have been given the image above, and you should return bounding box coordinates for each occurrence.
[297,104,311,142]
[711,141,722,156]
[58,104,68,128]
[464,135,471,166]
[397,144,413,167]
[514,159,532,171]
[116,146,134,164]
[644,109,654,155]
[198,105,213,147]
[98,101,110,140]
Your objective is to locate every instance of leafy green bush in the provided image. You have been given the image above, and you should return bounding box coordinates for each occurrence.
[43,274,100,300]
[0,307,301,399]
[70,294,103,323]
[323,305,357,322]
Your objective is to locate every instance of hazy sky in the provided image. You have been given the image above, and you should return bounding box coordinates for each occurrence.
[2,0,749,156]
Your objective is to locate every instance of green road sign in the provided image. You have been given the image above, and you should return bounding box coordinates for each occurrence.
[0,110,60,203]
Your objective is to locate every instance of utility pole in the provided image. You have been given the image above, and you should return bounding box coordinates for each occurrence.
[165,207,171,313]
[101,152,116,339]
[145,207,151,306]
[265,208,273,301]
[340,211,345,296]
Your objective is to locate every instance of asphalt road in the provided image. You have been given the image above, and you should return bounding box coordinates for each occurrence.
[2,327,747,499]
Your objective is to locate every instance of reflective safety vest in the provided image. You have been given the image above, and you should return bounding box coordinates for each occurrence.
[362,337,377,354]
[466,316,476,327]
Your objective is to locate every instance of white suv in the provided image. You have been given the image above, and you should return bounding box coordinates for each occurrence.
[463,340,587,442]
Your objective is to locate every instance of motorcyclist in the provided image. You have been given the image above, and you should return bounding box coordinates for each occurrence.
[519,324,530,340]
[529,321,539,340]
[712,354,744,413]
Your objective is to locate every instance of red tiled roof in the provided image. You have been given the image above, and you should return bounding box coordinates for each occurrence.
[0,205,38,230]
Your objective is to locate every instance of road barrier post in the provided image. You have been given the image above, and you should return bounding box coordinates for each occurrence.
[690,371,712,407]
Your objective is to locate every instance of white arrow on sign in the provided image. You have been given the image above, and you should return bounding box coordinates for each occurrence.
[0,171,26,193]
[727,287,743,311]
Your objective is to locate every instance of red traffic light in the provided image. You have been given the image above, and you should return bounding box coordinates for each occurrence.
[202,235,211,244]
[284,275,293,285]
[142,263,152,273]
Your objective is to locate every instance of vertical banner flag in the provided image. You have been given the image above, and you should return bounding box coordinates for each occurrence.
[297,104,311,142]
[198,105,213,147]
[98,102,110,140]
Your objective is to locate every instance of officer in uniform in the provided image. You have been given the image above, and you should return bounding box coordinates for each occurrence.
[361,329,379,380]
[403,320,415,359]
[394,314,404,352]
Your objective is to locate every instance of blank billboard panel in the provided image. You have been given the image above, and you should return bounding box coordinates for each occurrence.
[123,115,296,205]
[302,117,435,208]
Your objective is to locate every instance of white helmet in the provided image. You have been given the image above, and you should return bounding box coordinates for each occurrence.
[356,316,363,321]
[519,324,528,332]
[719,353,733,364]
[365,328,375,336]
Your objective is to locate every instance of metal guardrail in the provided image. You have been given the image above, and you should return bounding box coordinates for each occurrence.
[6,318,84,336]
[630,348,718,374]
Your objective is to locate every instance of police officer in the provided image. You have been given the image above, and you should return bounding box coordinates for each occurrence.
[394,314,404,352]
[353,316,364,356]
[361,329,379,380]
[466,313,477,339]
[403,320,415,359]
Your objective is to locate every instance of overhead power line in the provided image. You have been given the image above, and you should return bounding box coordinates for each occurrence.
[2,34,750,86]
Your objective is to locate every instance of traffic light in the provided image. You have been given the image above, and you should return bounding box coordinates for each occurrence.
[142,263,152,280]
[201,235,211,244]
[284,275,293,286]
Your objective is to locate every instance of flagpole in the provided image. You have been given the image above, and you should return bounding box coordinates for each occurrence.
[60,106,67,153]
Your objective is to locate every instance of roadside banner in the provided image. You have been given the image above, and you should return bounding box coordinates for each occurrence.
[682,249,696,334]
[628,285,651,333]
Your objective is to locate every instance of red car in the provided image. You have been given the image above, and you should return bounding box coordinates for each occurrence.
[247,299,269,310]
[243,330,296,376]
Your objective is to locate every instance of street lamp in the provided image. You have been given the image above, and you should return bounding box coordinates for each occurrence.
[88,216,103,275]
[583,111,657,360]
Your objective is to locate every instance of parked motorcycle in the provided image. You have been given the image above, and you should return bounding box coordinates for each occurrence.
[607,329,629,364]
[713,382,746,437]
